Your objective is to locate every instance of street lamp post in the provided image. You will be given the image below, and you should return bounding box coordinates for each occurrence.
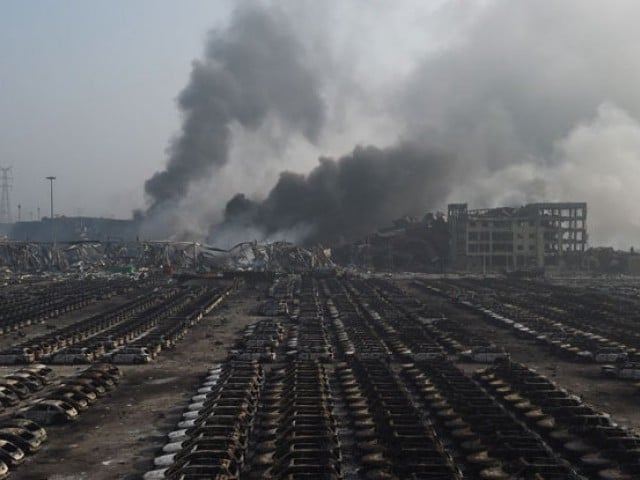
[46,176,56,244]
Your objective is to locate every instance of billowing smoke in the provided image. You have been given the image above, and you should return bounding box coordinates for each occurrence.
[143,1,640,248]
[398,1,640,248]
[143,3,324,213]
[211,143,453,246]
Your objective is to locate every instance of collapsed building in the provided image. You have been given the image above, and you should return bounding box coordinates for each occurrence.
[0,202,595,275]
[0,241,195,274]
[331,213,449,272]
[448,202,587,272]
[0,240,334,275]
[199,241,334,272]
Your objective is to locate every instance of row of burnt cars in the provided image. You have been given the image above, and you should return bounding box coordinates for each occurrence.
[321,276,509,363]
[402,359,586,479]
[146,356,477,479]
[258,274,300,318]
[231,275,334,363]
[229,275,297,363]
[405,280,640,404]
[0,276,136,335]
[336,357,464,479]
[0,284,229,366]
[144,353,640,479]
[144,361,261,479]
[240,273,508,365]
[418,279,633,365]
[475,360,640,479]
[417,278,640,392]
[0,363,121,478]
[136,275,506,479]
[139,273,640,479]
[145,356,581,478]
[240,275,511,365]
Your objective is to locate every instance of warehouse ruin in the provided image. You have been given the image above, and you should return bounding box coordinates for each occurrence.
[448,202,587,272]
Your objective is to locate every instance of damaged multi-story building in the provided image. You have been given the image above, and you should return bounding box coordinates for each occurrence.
[448,202,587,271]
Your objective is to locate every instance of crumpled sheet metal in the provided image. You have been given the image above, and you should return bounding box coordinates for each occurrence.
[0,242,192,272]
[0,240,333,273]
[198,241,334,272]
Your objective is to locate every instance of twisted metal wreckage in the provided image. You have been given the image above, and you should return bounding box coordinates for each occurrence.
[0,241,334,273]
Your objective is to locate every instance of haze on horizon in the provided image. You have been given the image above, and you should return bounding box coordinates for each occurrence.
[3,0,640,248]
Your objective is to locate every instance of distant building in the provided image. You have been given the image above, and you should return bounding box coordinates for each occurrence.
[448,202,587,271]
[9,216,139,242]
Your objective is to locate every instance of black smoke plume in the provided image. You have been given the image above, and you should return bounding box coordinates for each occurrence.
[144,4,325,210]
[211,143,453,246]
[142,2,640,248]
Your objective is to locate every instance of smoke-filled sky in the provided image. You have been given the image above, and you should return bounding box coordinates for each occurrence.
[4,1,640,247]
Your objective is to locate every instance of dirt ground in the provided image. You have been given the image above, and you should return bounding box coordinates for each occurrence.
[10,285,264,480]
[404,282,640,433]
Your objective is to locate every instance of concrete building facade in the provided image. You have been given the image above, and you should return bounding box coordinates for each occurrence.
[448,202,587,271]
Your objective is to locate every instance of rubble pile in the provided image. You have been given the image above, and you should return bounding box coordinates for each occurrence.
[332,213,448,272]
[0,242,74,271]
[199,241,334,272]
[0,241,333,274]
[0,242,196,273]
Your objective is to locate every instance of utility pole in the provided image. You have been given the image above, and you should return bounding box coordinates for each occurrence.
[17,204,21,222]
[46,176,56,244]
[0,167,12,224]
[37,207,41,221]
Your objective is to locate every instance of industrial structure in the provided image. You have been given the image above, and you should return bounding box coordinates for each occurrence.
[448,202,587,271]
[0,199,593,272]
[9,216,138,243]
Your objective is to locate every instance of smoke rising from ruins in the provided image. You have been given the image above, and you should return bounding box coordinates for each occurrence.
[212,143,454,246]
[144,1,640,248]
[143,4,324,211]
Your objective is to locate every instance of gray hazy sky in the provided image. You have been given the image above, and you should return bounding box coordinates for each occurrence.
[1,0,233,219]
[1,0,436,221]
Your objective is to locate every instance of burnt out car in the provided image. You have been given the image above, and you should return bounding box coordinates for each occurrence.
[16,399,79,425]
[0,418,47,443]
[0,427,43,453]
